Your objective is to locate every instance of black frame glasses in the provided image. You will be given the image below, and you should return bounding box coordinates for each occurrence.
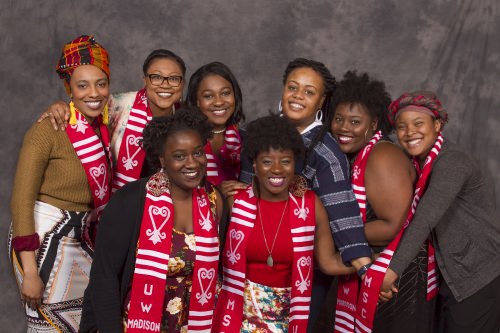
[147,74,184,87]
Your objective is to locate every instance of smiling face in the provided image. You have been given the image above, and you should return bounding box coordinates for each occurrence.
[70,65,110,122]
[144,57,184,117]
[196,74,235,131]
[395,110,441,163]
[159,130,207,193]
[281,67,325,132]
[253,148,295,201]
[331,102,378,156]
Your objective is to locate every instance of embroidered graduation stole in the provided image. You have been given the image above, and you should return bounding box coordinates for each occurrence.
[334,132,443,333]
[126,174,219,333]
[205,124,241,186]
[212,185,315,333]
[334,131,382,333]
[113,88,152,191]
[65,110,112,218]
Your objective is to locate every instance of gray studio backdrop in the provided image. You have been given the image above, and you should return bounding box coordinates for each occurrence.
[1,0,498,331]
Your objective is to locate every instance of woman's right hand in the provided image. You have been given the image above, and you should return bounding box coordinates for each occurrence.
[37,101,70,131]
[219,180,248,198]
[21,272,44,310]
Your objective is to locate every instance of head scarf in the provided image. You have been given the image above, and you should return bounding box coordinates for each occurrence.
[55,35,110,95]
[55,35,110,124]
[388,91,448,129]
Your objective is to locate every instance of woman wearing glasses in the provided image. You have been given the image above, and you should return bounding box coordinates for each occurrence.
[41,49,186,190]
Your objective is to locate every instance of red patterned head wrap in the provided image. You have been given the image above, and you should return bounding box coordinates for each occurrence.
[388,91,449,129]
[55,35,110,95]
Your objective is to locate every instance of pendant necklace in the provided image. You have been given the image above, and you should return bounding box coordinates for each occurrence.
[257,198,288,268]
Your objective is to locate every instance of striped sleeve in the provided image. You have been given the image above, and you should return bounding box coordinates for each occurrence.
[303,131,371,264]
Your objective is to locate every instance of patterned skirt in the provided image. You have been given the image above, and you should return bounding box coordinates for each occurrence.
[8,201,93,333]
[241,279,291,333]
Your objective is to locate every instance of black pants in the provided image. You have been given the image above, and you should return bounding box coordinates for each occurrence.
[436,274,500,333]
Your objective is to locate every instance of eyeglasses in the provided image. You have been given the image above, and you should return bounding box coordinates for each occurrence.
[147,74,183,87]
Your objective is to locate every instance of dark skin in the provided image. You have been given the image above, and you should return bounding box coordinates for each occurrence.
[232,148,355,276]
[363,142,416,246]
[380,110,443,302]
[158,130,223,233]
[331,103,416,247]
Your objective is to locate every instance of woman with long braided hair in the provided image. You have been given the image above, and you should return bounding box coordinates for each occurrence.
[228,59,373,332]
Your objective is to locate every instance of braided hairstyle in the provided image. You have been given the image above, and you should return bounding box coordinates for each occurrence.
[142,106,212,170]
[282,58,336,161]
[330,70,392,135]
[186,61,245,125]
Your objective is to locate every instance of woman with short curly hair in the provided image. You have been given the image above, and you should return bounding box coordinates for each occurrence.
[213,114,353,333]
[80,107,226,333]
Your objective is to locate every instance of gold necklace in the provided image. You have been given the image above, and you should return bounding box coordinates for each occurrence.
[257,198,288,268]
[212,128,226,134]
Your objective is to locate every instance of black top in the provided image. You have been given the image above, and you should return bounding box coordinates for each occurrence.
[80,177,228,333]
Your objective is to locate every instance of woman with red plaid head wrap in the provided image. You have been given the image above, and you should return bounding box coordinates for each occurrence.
[381,91,500,333]
[9,35,112,333]
[42,48,186,192]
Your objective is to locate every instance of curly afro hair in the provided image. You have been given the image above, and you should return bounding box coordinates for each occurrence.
[141,106,213,170]
[330,70,392,135]
[243,114,304,162]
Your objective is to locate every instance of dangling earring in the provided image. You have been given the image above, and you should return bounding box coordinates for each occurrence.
[171,103,176,115]
[364,128,370,142]
[315,109,323,122]
[69,99,77,125]
[278,100,283,113]
[102,103,109,125]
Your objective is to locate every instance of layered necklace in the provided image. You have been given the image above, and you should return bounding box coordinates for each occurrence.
[257,198,288,268]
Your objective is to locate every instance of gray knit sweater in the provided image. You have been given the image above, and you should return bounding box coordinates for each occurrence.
[390,140,500,302]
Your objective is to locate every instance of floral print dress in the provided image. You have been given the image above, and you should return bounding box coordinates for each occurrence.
[123,229,196,333]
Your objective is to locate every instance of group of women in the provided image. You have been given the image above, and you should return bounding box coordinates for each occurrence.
[8,35,500,333]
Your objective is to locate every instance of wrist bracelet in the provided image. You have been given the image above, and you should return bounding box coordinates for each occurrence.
[357,263,372,278]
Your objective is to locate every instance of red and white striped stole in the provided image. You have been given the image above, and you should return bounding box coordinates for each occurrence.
[334,131,382,333]
[113,88,152,191]
[127,174,219,333]
[205,124,241,186]
[212,186,316,333]
[66,111,112,218]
